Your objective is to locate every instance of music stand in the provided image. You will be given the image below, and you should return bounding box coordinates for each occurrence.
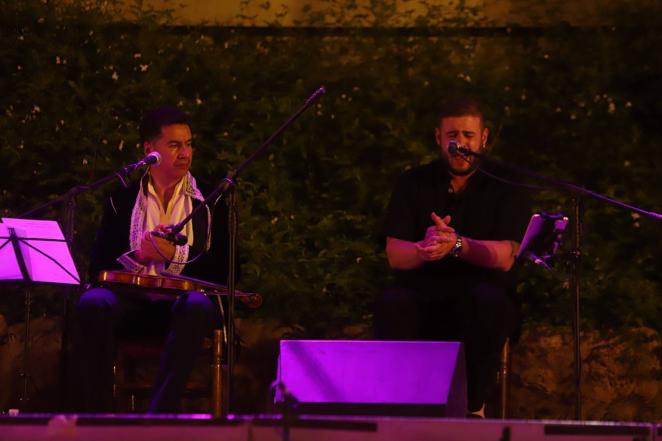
[516,212,569,270]
[0,218,80,409]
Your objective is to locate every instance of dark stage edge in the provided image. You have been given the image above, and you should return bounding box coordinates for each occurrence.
[0,413,659,440]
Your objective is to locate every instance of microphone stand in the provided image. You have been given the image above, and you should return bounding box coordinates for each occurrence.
[20,159,145,220]
[161,87,326,416]
[570,196,583,418]
[18,159,154,410]
[457,149,661,420]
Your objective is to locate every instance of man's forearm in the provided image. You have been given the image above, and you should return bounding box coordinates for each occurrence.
[387,235,519,272]
[386,237,425,270]
[458,237,519,271]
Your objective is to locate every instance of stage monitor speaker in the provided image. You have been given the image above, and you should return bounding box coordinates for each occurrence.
[275,340,466,417]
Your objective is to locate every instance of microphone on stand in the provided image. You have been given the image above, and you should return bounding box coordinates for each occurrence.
[150,229,188,246]
[447,140,472,157]
[120,151,162,175]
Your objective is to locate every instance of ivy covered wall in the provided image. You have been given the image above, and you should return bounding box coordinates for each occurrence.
[1,0,661,339]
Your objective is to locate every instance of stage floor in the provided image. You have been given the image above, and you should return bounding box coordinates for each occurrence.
[1,413,659,441]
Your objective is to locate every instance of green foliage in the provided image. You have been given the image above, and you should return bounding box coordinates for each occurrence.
[1,0,660,336]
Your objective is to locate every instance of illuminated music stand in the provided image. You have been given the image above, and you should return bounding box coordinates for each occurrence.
[0,218,80,408]
[516,212,569,270]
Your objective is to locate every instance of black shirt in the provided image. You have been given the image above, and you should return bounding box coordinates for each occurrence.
[384,159,530,291]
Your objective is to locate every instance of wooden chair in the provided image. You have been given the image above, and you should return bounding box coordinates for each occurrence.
[99,271,261,416]
[113,328,223,416]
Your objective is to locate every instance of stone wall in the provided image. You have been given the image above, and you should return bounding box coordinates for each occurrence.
[0,315,62,411]
[1,314,660,420]
[510,326,662,422]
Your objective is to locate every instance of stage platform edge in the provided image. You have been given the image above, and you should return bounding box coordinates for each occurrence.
[0,413,658,441]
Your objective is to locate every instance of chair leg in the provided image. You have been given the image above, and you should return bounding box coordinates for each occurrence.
[499,338,511,419]
[211,328,223,418]
[112,363,118,402]
[113,360,123,412]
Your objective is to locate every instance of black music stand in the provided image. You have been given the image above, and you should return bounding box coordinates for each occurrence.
[0,218,80,409]
[516,212,569,270]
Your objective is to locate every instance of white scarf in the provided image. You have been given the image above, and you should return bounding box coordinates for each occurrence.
[127,172,210,276]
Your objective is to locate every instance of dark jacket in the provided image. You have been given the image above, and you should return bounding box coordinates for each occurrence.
[88,176,233,286]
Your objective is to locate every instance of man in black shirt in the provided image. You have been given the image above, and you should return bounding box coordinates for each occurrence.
[375,97,530,417]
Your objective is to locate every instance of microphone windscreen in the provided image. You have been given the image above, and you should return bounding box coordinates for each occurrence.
[447,140,460,154]
[146,151,162,166]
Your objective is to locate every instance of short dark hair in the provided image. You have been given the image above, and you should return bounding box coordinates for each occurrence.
[139,106,191,145]
[437,96,484,126]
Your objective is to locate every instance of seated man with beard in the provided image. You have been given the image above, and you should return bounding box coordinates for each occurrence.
[375,97,530,417]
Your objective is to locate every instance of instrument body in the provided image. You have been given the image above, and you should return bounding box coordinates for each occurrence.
[97,270,262,308]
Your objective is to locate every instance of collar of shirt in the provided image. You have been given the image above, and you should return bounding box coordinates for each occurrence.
[145,173,193,276]
[145,175,187,222]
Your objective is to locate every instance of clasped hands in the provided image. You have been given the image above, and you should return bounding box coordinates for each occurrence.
[415,212,458,261]
[134,224,176,264]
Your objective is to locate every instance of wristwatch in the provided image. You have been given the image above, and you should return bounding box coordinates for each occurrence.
[449,235,463,258]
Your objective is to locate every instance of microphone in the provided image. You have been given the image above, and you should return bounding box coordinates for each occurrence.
[120,151,162,174]
[151,229,188,246]
[447,140,472,157]
[141,151,162,167]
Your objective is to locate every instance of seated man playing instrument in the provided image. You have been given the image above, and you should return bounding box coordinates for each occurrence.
[71,106,232,413]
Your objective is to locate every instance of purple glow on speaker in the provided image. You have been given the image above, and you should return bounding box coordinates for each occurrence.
[277,340,465,406]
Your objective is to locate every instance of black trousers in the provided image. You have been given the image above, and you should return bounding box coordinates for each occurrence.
[373,280,518,412]
[70,287,217,413]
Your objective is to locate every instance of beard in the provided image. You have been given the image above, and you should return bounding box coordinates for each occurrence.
[443,153,478,176]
